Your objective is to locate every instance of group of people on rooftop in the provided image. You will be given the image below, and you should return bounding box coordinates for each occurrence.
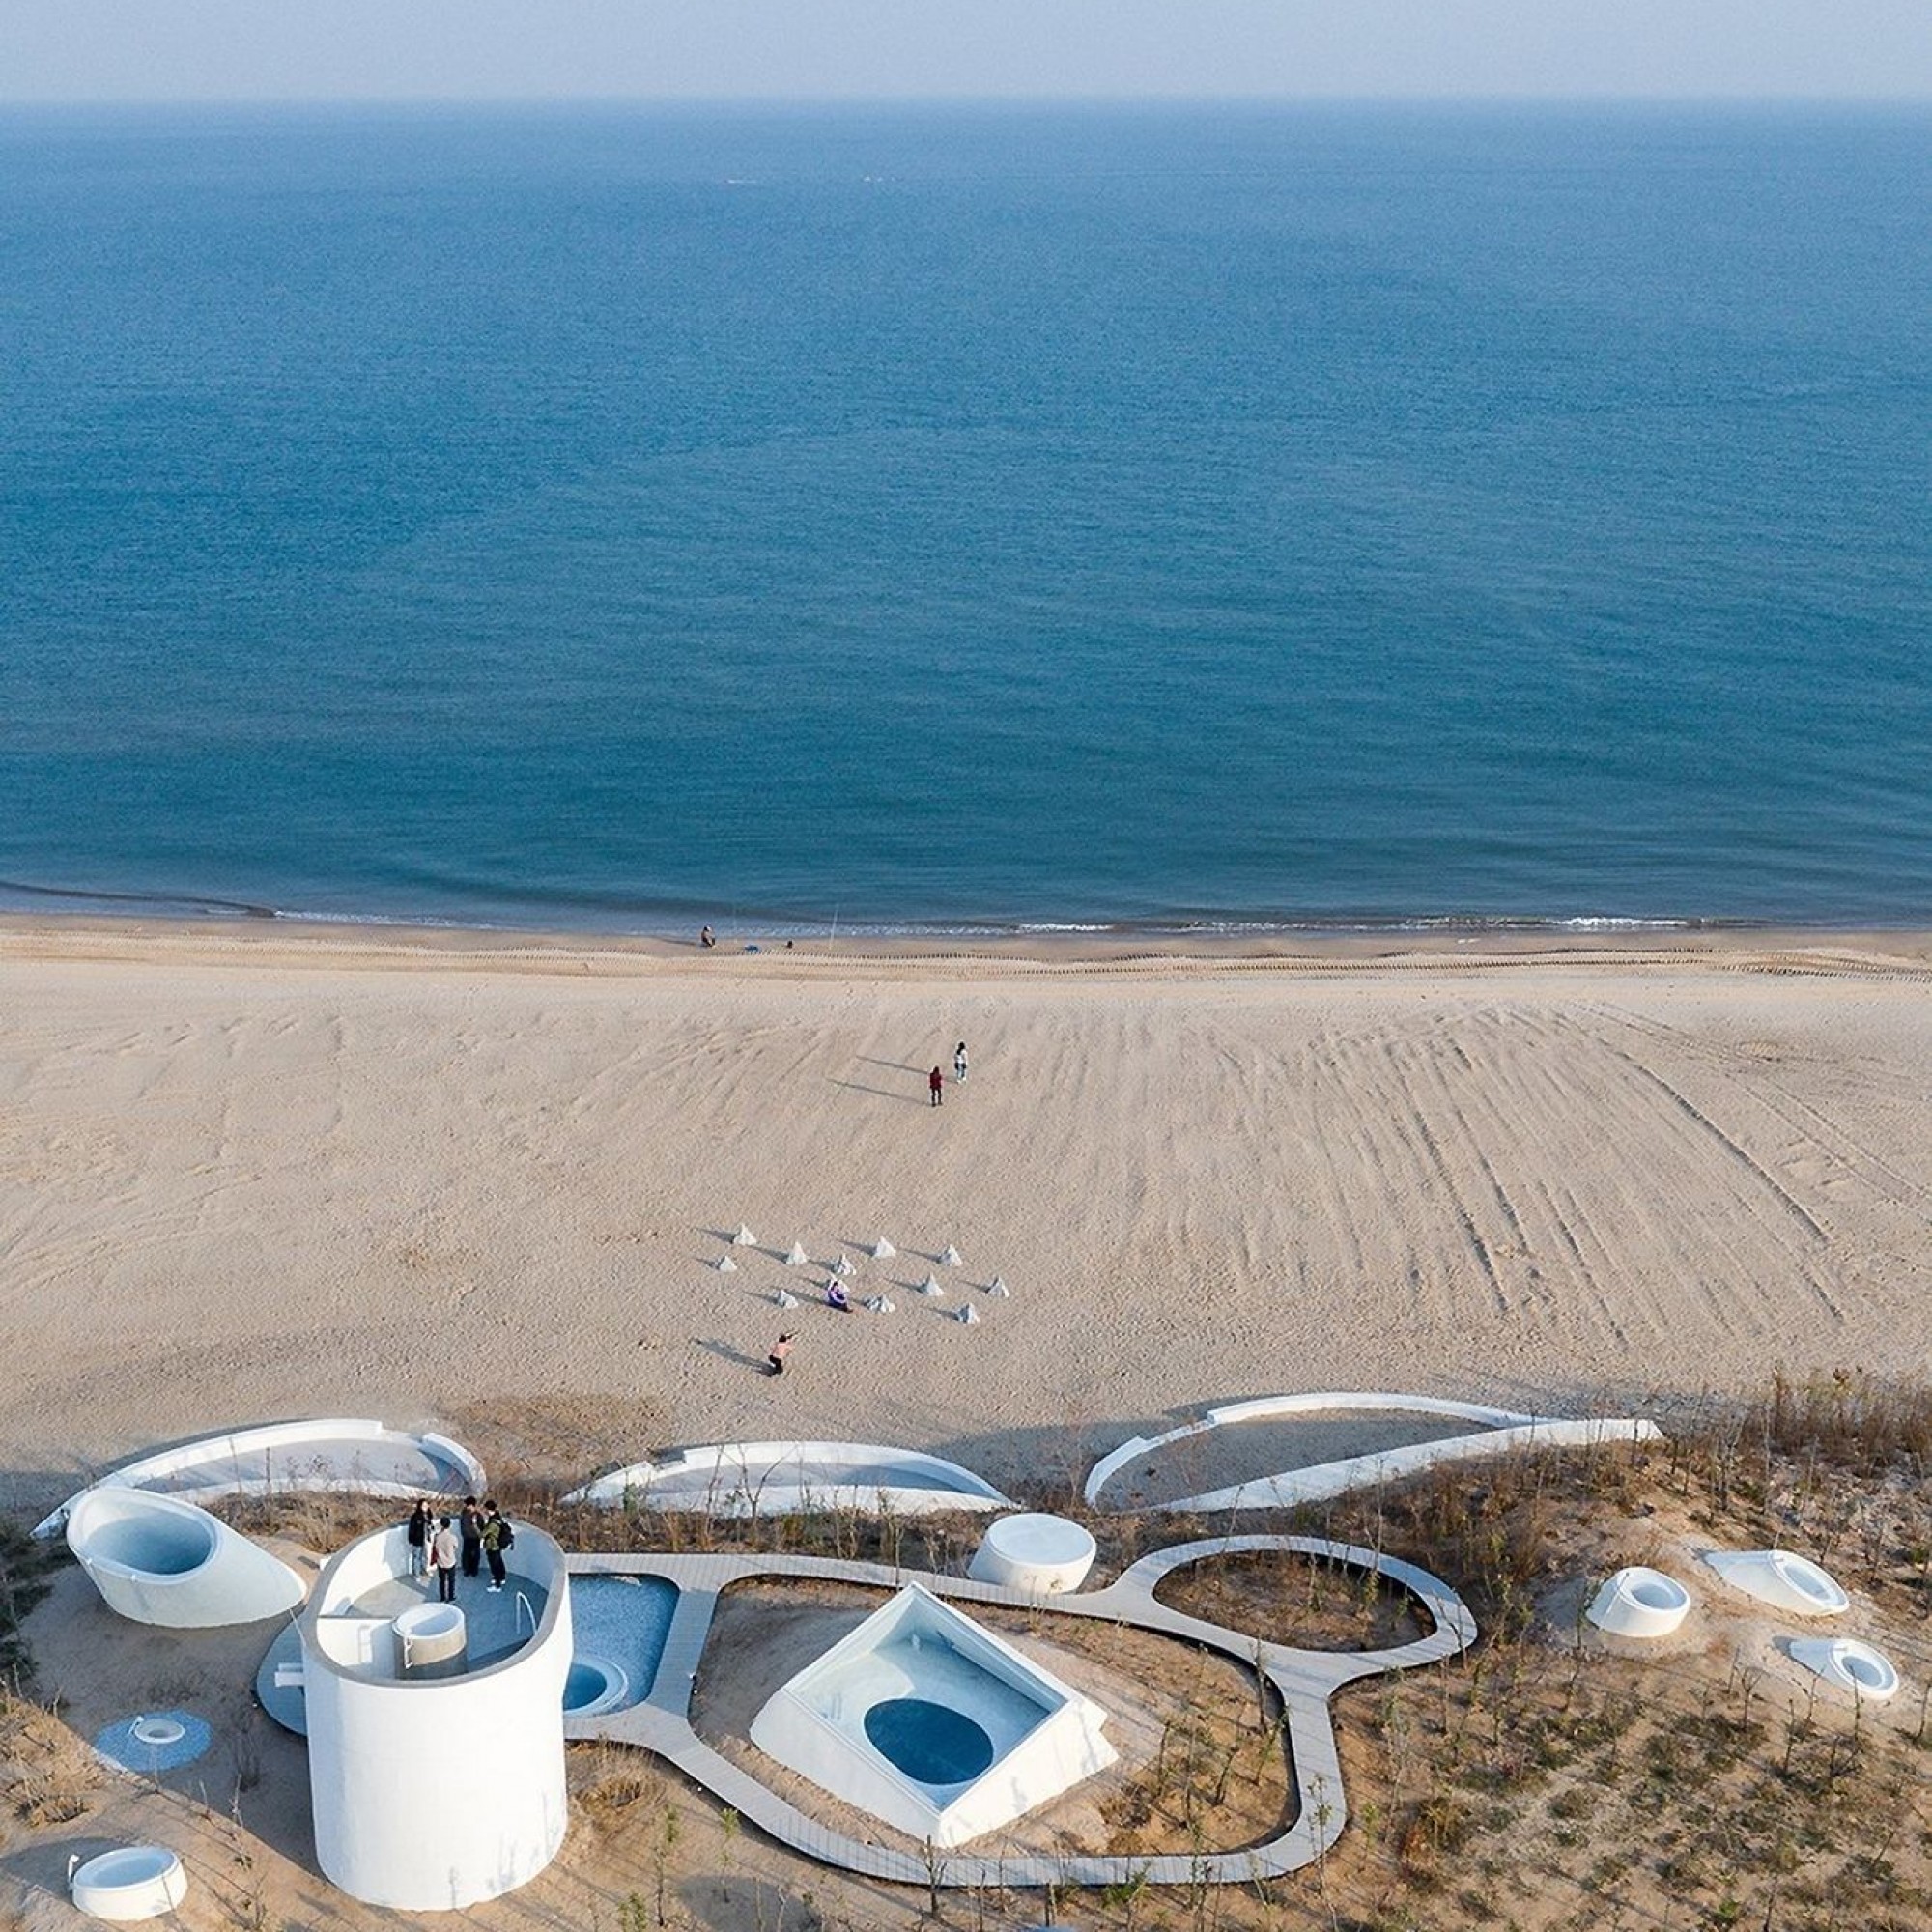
[405,1494,514,1604]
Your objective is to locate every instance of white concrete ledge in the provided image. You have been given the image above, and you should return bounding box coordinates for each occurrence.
[36,1418,485,1539]
[565,1440,1011,1516]
[1085,1392,1662,1512]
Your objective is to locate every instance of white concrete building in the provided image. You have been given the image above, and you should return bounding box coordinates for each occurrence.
[751,1583,1115,1847]
[67,1490,304,1629]
[298,1520,571,1910]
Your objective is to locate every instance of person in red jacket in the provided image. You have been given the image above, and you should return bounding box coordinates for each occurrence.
[929,1065,944,1106]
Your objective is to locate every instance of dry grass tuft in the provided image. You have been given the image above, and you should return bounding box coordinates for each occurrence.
[0,1685,103,1828]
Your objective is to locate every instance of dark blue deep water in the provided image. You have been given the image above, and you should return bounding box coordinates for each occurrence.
[2,104,1928,934]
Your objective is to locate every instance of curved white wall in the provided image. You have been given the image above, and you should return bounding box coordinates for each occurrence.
[300,1523,571,1911]
[566,1440,1010,1516]
[1085,1392,1662,1512]
[67,1490,304,1629]
[37,1418,486,1539]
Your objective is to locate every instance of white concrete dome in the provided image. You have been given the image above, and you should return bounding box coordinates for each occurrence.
[967,1513,1097,1594]
[1586,1567,1690,1639]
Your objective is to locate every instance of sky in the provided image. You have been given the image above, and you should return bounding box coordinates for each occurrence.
[3,1,1929,103]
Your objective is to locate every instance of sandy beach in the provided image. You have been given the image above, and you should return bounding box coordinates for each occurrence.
[4,918,1931,1517]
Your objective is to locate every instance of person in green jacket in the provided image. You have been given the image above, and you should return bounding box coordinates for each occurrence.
[480,1502,515,1593]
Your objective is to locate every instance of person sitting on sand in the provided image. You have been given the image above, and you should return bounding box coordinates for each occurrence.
[699,924,716,949]
[825,1279,851,1312]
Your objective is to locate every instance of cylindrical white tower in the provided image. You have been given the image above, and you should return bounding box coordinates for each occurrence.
[298,1522,572,1910]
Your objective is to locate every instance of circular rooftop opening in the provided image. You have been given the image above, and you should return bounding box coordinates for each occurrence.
[863,1697,997,1787]
[88,1513,217,1577]
[562,1657,631,1717]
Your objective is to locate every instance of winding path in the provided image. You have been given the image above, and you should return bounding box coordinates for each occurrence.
[566,1534,1476,1889]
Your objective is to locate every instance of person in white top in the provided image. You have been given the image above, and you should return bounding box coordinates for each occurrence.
[953,1041,968,1082]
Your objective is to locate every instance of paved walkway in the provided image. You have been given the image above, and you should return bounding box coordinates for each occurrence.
[565,1535,1476,1889]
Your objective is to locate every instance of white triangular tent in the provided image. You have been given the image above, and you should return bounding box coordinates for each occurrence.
[864,1293,895,1315]
[775,1287,799,1309]
[831,1254,854,1277]
[870,1236,896,1260]
[986,1276,1010,1297]
[917,1274,945,1297]
[732,1225,757,1246]
[783,1241,809,1267]
[939,1245,963,1266]
[715,1254,738,1273]
[956,1302,980,1325]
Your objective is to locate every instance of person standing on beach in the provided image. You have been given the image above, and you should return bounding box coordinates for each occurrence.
[431,1516,460,1603]
[481,1503,513,1593]
[953,1041,968,1084]
[929,1065,945,1106]
[766,1332,794,1376]
[459,1496,484,1578]
[405,1499,433,1580]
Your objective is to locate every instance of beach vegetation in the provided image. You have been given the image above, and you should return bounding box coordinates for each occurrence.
[12,1370,1926,1931]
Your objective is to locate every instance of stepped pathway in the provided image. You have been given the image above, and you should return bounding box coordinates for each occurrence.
[565,1535,1476,1889]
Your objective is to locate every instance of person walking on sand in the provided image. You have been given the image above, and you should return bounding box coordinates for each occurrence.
[481,1502,514,1593]
[405,1499,433,1580]
[766,1332,794,1376]
[432,1515,460,1603]
[929,1065,944,1106]
[459,1495,484,1578]
[953,1041,968,1084]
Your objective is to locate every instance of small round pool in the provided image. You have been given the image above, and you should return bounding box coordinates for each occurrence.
[563,1656,631,1717]
[863,1697,996,1786]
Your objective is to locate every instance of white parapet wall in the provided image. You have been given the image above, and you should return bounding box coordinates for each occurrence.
[299,1522,572,1911]
[36,1418,486,1539]
[565,1440,1012,1516]
[1085,1392,1663,1512]
[67,1489,305,1629]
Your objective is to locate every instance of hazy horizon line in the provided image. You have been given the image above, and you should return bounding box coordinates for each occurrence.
[6,90,1930,110]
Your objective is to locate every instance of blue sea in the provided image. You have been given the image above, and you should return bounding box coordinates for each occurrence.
[2,104,1928,936]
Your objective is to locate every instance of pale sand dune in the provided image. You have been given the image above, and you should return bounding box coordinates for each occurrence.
[3,921,1931,1514]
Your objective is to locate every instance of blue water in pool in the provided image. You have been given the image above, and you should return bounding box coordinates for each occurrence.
[3,105,1929,933]
[863,1695,998,1787]
[565,1575,678,1712]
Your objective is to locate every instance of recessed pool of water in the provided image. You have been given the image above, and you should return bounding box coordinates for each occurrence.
[564,1575,678,1716]
[863,1697,997,1787]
